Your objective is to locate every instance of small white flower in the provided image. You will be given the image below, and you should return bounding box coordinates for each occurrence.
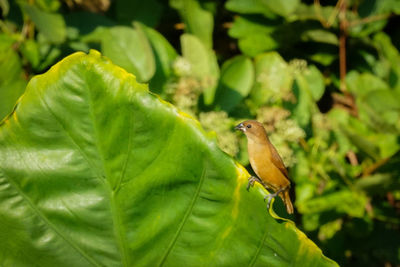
[173,57,192,77]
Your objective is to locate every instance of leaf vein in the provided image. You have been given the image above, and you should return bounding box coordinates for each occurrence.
[114,111,133,192]
[158,166,207,266]
[38,93,105,181]
[248,225,269,267]
[0,168,102,267]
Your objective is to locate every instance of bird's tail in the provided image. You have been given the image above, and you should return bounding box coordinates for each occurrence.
[280,190,294,214]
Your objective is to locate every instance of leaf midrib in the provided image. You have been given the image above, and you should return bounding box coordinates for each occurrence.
[158,166,207,266]
[81,80,130,267]
[0,167,101,267]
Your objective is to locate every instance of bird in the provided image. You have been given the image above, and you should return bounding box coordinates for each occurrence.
[235,120,294,214]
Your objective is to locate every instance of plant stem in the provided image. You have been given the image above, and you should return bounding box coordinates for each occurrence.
[348,13,392,27]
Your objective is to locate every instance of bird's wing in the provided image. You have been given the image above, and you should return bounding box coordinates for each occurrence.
[267,141,289,179]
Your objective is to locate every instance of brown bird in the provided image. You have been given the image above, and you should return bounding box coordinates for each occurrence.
[235,120,294,214]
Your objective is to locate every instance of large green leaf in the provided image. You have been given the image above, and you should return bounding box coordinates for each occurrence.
[0,50,337,266]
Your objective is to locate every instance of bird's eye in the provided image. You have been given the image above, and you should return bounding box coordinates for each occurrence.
[246,124,252,128]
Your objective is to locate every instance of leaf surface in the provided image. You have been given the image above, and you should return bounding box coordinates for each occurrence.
[0,50,337,267]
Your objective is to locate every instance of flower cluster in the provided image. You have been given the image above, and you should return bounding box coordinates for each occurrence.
[199,111,239,156]
[289,59,308,75]
[165,77,201,116]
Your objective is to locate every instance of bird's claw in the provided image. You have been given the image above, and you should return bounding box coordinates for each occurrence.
[264,191,280,210]
[263,188,286,210]
[247,176,259,191]
[263,194,273,210]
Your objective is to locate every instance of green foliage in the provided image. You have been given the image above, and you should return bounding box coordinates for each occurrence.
[101,24,155,82]
[0,34,26,120]
[20,2,66,44]
[115,0,162,27]
[214,55,254,112]
[0,50,337,267]
[170,0,214,48]
[1,0,400,266]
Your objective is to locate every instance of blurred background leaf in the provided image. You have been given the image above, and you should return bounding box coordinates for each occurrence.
[101,24,155,82]
[0,34,26,121]
[213,55,254,112]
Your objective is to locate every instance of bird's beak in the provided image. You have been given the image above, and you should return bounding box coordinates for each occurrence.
[235,123,245,132]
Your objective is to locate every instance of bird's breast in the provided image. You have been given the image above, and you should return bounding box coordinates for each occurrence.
[247,139,289,190]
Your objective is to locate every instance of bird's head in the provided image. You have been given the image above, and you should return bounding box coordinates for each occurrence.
[235,120,268,141]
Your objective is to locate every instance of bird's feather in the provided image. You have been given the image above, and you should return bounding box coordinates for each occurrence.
[267,141,289,179]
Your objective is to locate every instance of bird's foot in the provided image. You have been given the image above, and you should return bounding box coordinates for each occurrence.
[247,176,261,191]
[263,188,285,210]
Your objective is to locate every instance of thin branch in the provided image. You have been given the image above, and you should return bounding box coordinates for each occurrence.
[327,0,343,27]
[346,151,358,166]
[362,157,390,177]
[314,0,343,28]
[348,13,392,27]
[314,0,329,28]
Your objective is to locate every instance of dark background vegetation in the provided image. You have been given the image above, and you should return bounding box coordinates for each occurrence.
[1,0,400,266]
